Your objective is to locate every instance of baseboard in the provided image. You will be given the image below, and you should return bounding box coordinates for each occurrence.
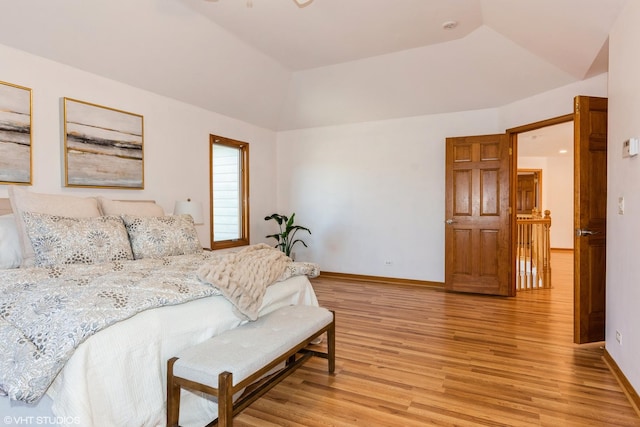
[318,271,444,288]
[603,348,640,417]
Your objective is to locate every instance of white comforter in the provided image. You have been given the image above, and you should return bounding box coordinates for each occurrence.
[1,275,318,427]
[62,275,316,426]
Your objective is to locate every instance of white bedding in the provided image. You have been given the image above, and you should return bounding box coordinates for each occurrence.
[0,275,318,427]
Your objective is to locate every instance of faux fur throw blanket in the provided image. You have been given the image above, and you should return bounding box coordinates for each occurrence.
[197,243,317,321]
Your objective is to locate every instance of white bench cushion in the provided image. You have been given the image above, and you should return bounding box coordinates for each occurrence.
[173,305,332,388]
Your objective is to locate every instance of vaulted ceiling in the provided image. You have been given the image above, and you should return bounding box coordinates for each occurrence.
[0,0,627,130]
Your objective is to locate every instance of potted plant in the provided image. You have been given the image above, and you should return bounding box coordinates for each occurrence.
[264,213,311,258]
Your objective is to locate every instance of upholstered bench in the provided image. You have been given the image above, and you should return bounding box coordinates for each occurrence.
[166,304,335,427]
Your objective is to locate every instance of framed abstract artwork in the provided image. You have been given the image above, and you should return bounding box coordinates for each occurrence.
[64,97,144,189]
[0,81,32,184]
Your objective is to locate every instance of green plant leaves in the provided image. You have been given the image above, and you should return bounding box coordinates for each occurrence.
[264,212,311,257]
[263,213,286,225]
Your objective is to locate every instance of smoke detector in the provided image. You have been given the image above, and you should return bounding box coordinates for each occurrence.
[442,21,458,30]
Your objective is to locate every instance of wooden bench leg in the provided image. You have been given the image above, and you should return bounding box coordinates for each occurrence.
[328,312,336,373]
[287,354,296,366]
[167,357,181,427]
[218,371,234,427]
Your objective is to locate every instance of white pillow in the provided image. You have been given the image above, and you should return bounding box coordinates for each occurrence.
[0,214,22,269]
[8,186,102,267]
[98,197,164,217]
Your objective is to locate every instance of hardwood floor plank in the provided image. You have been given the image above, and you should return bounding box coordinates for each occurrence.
[233,251,639,426]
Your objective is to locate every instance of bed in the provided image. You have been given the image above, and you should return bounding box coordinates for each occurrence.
[0,188,320,427]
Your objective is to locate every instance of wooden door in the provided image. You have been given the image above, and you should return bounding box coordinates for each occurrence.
[516,170,542,215]
[516,174,535,215]
[574,96,607,344]
[445,134,512,296]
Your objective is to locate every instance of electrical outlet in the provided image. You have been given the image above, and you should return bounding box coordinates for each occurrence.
[384,260,393,266]
[616,330,622,344]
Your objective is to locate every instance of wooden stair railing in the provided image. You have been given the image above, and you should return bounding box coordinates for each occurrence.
[515,209,552,291]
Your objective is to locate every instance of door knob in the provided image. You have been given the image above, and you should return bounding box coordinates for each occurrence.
[446,219,457,225]
[576,228,599,237]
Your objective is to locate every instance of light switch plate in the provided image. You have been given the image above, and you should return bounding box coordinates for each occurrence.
[623,138,639,157]
[618,197,625,215]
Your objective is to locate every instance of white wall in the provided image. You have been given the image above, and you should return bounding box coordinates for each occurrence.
[277,110,501,281]
[545,156,574,249]
[518,155,574,249]
[606,0,640,395]
[277,77,607,282]
[498,73,609,129]
[0,43,278,248]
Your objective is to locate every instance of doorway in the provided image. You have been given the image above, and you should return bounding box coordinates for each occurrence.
[515,120,574,251]
[509,116,574,298]
[507,96,608,344]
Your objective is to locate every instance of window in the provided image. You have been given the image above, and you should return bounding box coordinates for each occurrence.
[210,135,249,249]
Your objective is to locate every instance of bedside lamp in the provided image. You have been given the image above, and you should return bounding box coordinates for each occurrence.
[174,198,204,225]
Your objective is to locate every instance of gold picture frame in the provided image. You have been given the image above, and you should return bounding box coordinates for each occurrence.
[0,80,33,185]
[64,97,144,189]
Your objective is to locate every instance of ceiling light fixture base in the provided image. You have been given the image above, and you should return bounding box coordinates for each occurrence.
[442,20,458,30]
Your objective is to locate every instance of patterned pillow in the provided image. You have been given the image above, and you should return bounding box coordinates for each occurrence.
[21,212,133,267]
[121,214,202,259]
[8,186,102,267]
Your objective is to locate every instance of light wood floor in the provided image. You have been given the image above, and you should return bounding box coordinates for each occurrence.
[233,251,640,426]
